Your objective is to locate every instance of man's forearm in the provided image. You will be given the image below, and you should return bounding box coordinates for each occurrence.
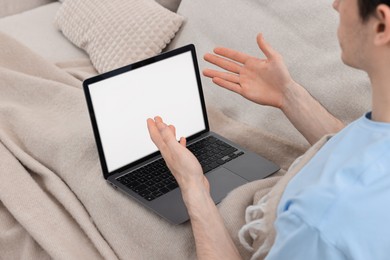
[183,186,242,260]
[281,81,345,145]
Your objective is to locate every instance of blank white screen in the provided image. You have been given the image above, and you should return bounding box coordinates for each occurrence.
[89,52,206,172]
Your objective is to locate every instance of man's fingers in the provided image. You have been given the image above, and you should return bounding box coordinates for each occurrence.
[203,69,240,84]
[154,116,163,123]
[157,122,180,149]
[149,117,183,154]
[147,118,161,145]
[147,118,169,153]
[256,33,276,60]
[153,117,177,142]
[203,53,242,74]
[179,137,186,147]
[212,77,242,95]
[213,47,251,64]
[168,124,176,137]
[155,117,176,136]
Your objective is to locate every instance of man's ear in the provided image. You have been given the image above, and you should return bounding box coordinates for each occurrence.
[373,4,390,46]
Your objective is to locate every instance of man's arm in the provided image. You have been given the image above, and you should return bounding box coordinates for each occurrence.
[203,33,344,145]
[184,184,241,260]
[147,117,241,260]
[280,81,344,145]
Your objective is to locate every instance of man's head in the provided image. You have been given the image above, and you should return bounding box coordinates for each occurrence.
[333,0,390,73]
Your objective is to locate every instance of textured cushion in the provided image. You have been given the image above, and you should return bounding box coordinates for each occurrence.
[59,0,182,12]
[55,0,184,73]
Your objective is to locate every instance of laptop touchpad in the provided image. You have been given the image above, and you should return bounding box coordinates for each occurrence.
[206,168,247,204]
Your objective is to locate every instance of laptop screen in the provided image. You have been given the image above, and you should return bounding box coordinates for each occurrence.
[87,49,206,173]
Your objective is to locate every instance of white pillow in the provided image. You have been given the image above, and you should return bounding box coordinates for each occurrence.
[58,1,181,12]
[55,0,184,73]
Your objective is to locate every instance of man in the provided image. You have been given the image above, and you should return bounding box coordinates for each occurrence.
[147,0,390,258]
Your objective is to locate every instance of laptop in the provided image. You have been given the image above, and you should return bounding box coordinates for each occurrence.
[83,44,279,224]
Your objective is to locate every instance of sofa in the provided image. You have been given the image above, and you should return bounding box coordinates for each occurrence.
[0,0,371,259]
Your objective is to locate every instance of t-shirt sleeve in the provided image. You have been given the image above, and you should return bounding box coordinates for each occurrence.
[265,212,346,260]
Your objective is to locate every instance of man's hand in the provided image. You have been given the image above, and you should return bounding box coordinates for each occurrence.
[203,33,344,144]
[203,33,295,109]
[147,116,210,200]
[148,116,241,260]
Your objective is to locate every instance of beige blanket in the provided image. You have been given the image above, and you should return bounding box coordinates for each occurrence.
[0,31,314,259]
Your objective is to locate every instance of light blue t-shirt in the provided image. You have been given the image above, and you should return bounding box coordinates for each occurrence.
[266,113,390,259]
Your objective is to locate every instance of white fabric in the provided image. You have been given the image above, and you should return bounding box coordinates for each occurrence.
[55,0,184,73]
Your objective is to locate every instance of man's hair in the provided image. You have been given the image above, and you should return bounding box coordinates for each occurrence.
[358,0,390,21]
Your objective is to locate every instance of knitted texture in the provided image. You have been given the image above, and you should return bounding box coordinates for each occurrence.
[55,0,183,73]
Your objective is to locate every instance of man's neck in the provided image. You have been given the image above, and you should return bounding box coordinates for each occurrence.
[369,72,390,123]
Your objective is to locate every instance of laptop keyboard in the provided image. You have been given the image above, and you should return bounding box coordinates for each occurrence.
[116,136,244,201]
